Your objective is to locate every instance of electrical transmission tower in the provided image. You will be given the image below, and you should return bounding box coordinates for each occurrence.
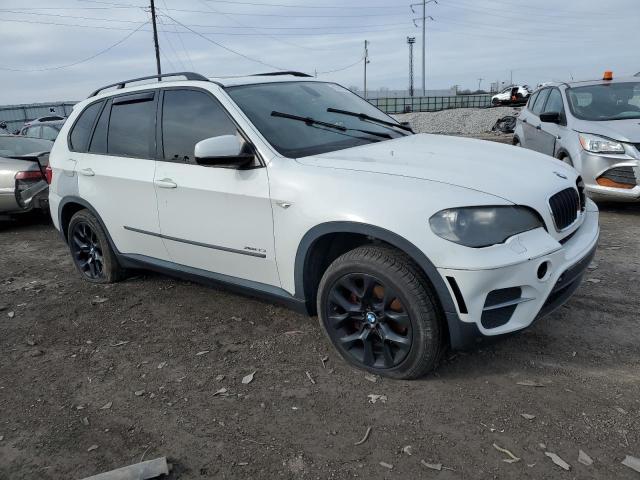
[407,37,416,97]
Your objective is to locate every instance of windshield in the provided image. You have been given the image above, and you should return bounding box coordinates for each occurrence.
[0,136,53,157]
[566,82,640,121]
[226,81,406,157]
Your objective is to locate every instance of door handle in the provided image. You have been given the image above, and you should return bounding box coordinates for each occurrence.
[521,119,527,124]
[535,125,542,130]
[155,178,177,189]
[79,168,95,176]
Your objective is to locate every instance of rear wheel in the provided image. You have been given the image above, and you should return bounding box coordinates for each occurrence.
[67,209,123,283]
[317,245,443,379]
[492,98,501,106]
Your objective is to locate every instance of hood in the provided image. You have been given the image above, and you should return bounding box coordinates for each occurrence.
[573,118,640,143]
[297,133,576,205]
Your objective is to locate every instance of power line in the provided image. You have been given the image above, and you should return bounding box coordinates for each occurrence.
[317,58,363,75]
[157,15,188,70]
[0,9,148,24]
[77,0,411,17]
[187,0,324,52]
[161,0,195,70]
[0,9,412,29]
[199,0,408,9]
[0,16,409,37]
[160,12,285,70]
[0,21,149,72]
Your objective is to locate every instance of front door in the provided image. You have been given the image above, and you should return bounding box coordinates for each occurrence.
[537,88,567,157]
[523,88,555,155]
[154,88,280,287]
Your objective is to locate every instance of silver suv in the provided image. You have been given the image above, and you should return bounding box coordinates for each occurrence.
[514,74,640,201]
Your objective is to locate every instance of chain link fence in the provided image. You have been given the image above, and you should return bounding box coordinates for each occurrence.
[368,95,493,114]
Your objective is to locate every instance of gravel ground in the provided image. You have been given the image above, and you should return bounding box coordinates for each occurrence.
[396,106,521,135]
[1,175,640,478]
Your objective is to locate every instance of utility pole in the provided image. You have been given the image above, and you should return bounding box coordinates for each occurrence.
[149,0,162,78]
[477,78,483,91]
[407,37,416,97]
[363,40,369,99]
[421,0,426,95]
[411,1,436,96]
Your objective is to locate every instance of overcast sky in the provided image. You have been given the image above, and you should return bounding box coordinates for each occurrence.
[0,0,638,104]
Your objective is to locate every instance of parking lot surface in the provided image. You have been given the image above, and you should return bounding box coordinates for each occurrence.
[1,202,639,479]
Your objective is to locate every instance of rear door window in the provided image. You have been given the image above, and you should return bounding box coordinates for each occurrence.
[531,89,551,115]
[107,92,156,158]
[160,89,237,163]
[69,101,103,152]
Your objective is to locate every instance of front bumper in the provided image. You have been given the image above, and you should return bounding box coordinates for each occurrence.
[580,150,640,202]
[438,205,599,341]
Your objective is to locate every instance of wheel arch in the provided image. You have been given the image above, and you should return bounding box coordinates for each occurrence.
[58,196,120,255]
[293,222,476,349]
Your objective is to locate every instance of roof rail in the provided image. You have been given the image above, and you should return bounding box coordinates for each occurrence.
[88,72,210,97]
[251,71,313,78]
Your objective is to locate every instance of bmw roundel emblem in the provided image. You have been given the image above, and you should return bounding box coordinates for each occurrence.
[553,171,568,179]
[366,312,377,324]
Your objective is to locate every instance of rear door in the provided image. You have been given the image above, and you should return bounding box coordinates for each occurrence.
[154,87,279,286]
[71,91,168,260]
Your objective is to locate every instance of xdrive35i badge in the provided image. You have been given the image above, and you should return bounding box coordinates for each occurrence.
[553,171,568,179]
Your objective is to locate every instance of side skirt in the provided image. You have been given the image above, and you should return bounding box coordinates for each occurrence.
[118,253,309,314]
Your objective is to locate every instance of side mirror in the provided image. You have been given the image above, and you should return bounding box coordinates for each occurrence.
[194,135,255,168]
[539,111,562,124]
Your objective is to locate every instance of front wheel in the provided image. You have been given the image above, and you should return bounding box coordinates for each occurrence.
[492,98,501,106]
[67,209,123,283]
[317,245,443,379]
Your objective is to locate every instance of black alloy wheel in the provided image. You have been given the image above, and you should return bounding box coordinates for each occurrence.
[71,221,105,280]
[325,272,413,369]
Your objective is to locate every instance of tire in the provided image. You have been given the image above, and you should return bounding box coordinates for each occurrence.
[67,209,123,283]
[513,137,521,147]
[317,245,443,379]
[492,98,500,106]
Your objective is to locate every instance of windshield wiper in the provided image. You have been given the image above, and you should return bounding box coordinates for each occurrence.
[271,111,392,139]
[327,107,414,134]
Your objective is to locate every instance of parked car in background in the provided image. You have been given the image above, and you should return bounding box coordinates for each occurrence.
[514,73,640,202]
[0,135,52,215]
[49,72,598,379]
[20,117,66,141]
[491,85,532,106]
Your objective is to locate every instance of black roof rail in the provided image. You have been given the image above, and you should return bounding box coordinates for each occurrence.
[251,71,313,78]
[88,72,211,97]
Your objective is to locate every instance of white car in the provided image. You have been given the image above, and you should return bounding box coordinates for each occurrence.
[491,85,532,106]
[49,72,599,379]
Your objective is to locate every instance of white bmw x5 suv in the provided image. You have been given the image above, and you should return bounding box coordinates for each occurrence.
[49,72,599,379]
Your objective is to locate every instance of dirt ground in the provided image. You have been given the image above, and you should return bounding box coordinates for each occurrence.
[1,201,639,479]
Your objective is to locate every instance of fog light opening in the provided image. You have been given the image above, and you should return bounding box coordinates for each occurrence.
[537,261,550,280]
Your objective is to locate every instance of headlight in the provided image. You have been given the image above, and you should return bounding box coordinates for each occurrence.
[429,206,543,248]
[578,133,625,154]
